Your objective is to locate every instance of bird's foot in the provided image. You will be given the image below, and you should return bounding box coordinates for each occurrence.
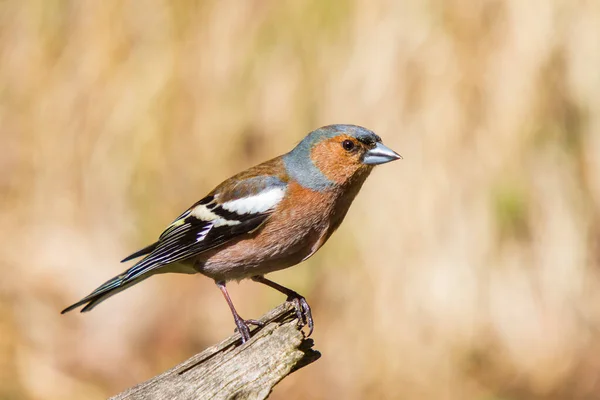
[287,293,314,337]
[233,317,264,343]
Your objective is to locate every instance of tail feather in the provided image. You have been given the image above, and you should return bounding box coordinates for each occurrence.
[61,270,153,314]
[62,240,192,314]
[79,277,151,312]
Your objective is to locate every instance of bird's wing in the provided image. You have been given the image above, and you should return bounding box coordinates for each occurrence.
[61,174,290,314]
[120,175,288,282]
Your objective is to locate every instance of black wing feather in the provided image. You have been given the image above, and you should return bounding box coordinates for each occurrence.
[122,210,269,281]
[121,242,159,262]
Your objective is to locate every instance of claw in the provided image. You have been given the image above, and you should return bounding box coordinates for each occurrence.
[245,319,265,327]
[250,276,315,337]
[235,318,250,343]
[287,295,314,337]
[233,316,261,343]
[233,318,265,338]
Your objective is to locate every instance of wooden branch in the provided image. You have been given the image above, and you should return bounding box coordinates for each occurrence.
[111,303,321,400]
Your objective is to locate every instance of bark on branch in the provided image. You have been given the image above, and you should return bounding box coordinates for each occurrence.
[110,303,321,400]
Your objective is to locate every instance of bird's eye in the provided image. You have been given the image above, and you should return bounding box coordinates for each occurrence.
[342,140,355,151]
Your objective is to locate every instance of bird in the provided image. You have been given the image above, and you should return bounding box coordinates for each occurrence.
[61,124,402,342]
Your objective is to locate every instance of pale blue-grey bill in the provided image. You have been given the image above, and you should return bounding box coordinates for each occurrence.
[362,142,402,165]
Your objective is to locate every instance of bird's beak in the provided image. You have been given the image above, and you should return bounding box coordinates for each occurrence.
[362,142,403,165]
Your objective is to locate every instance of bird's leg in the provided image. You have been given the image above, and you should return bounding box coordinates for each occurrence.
[251,275,314,337]
[216,281,262,343]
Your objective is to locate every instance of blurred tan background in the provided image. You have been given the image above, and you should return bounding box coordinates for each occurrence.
[1,0,600,399]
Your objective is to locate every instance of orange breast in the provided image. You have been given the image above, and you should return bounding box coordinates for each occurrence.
[194,181,337,281]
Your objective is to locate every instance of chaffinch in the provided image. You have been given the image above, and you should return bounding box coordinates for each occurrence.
[62,124,401,342]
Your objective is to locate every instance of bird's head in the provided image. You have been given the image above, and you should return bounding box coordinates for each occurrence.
[283,124,402,191]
